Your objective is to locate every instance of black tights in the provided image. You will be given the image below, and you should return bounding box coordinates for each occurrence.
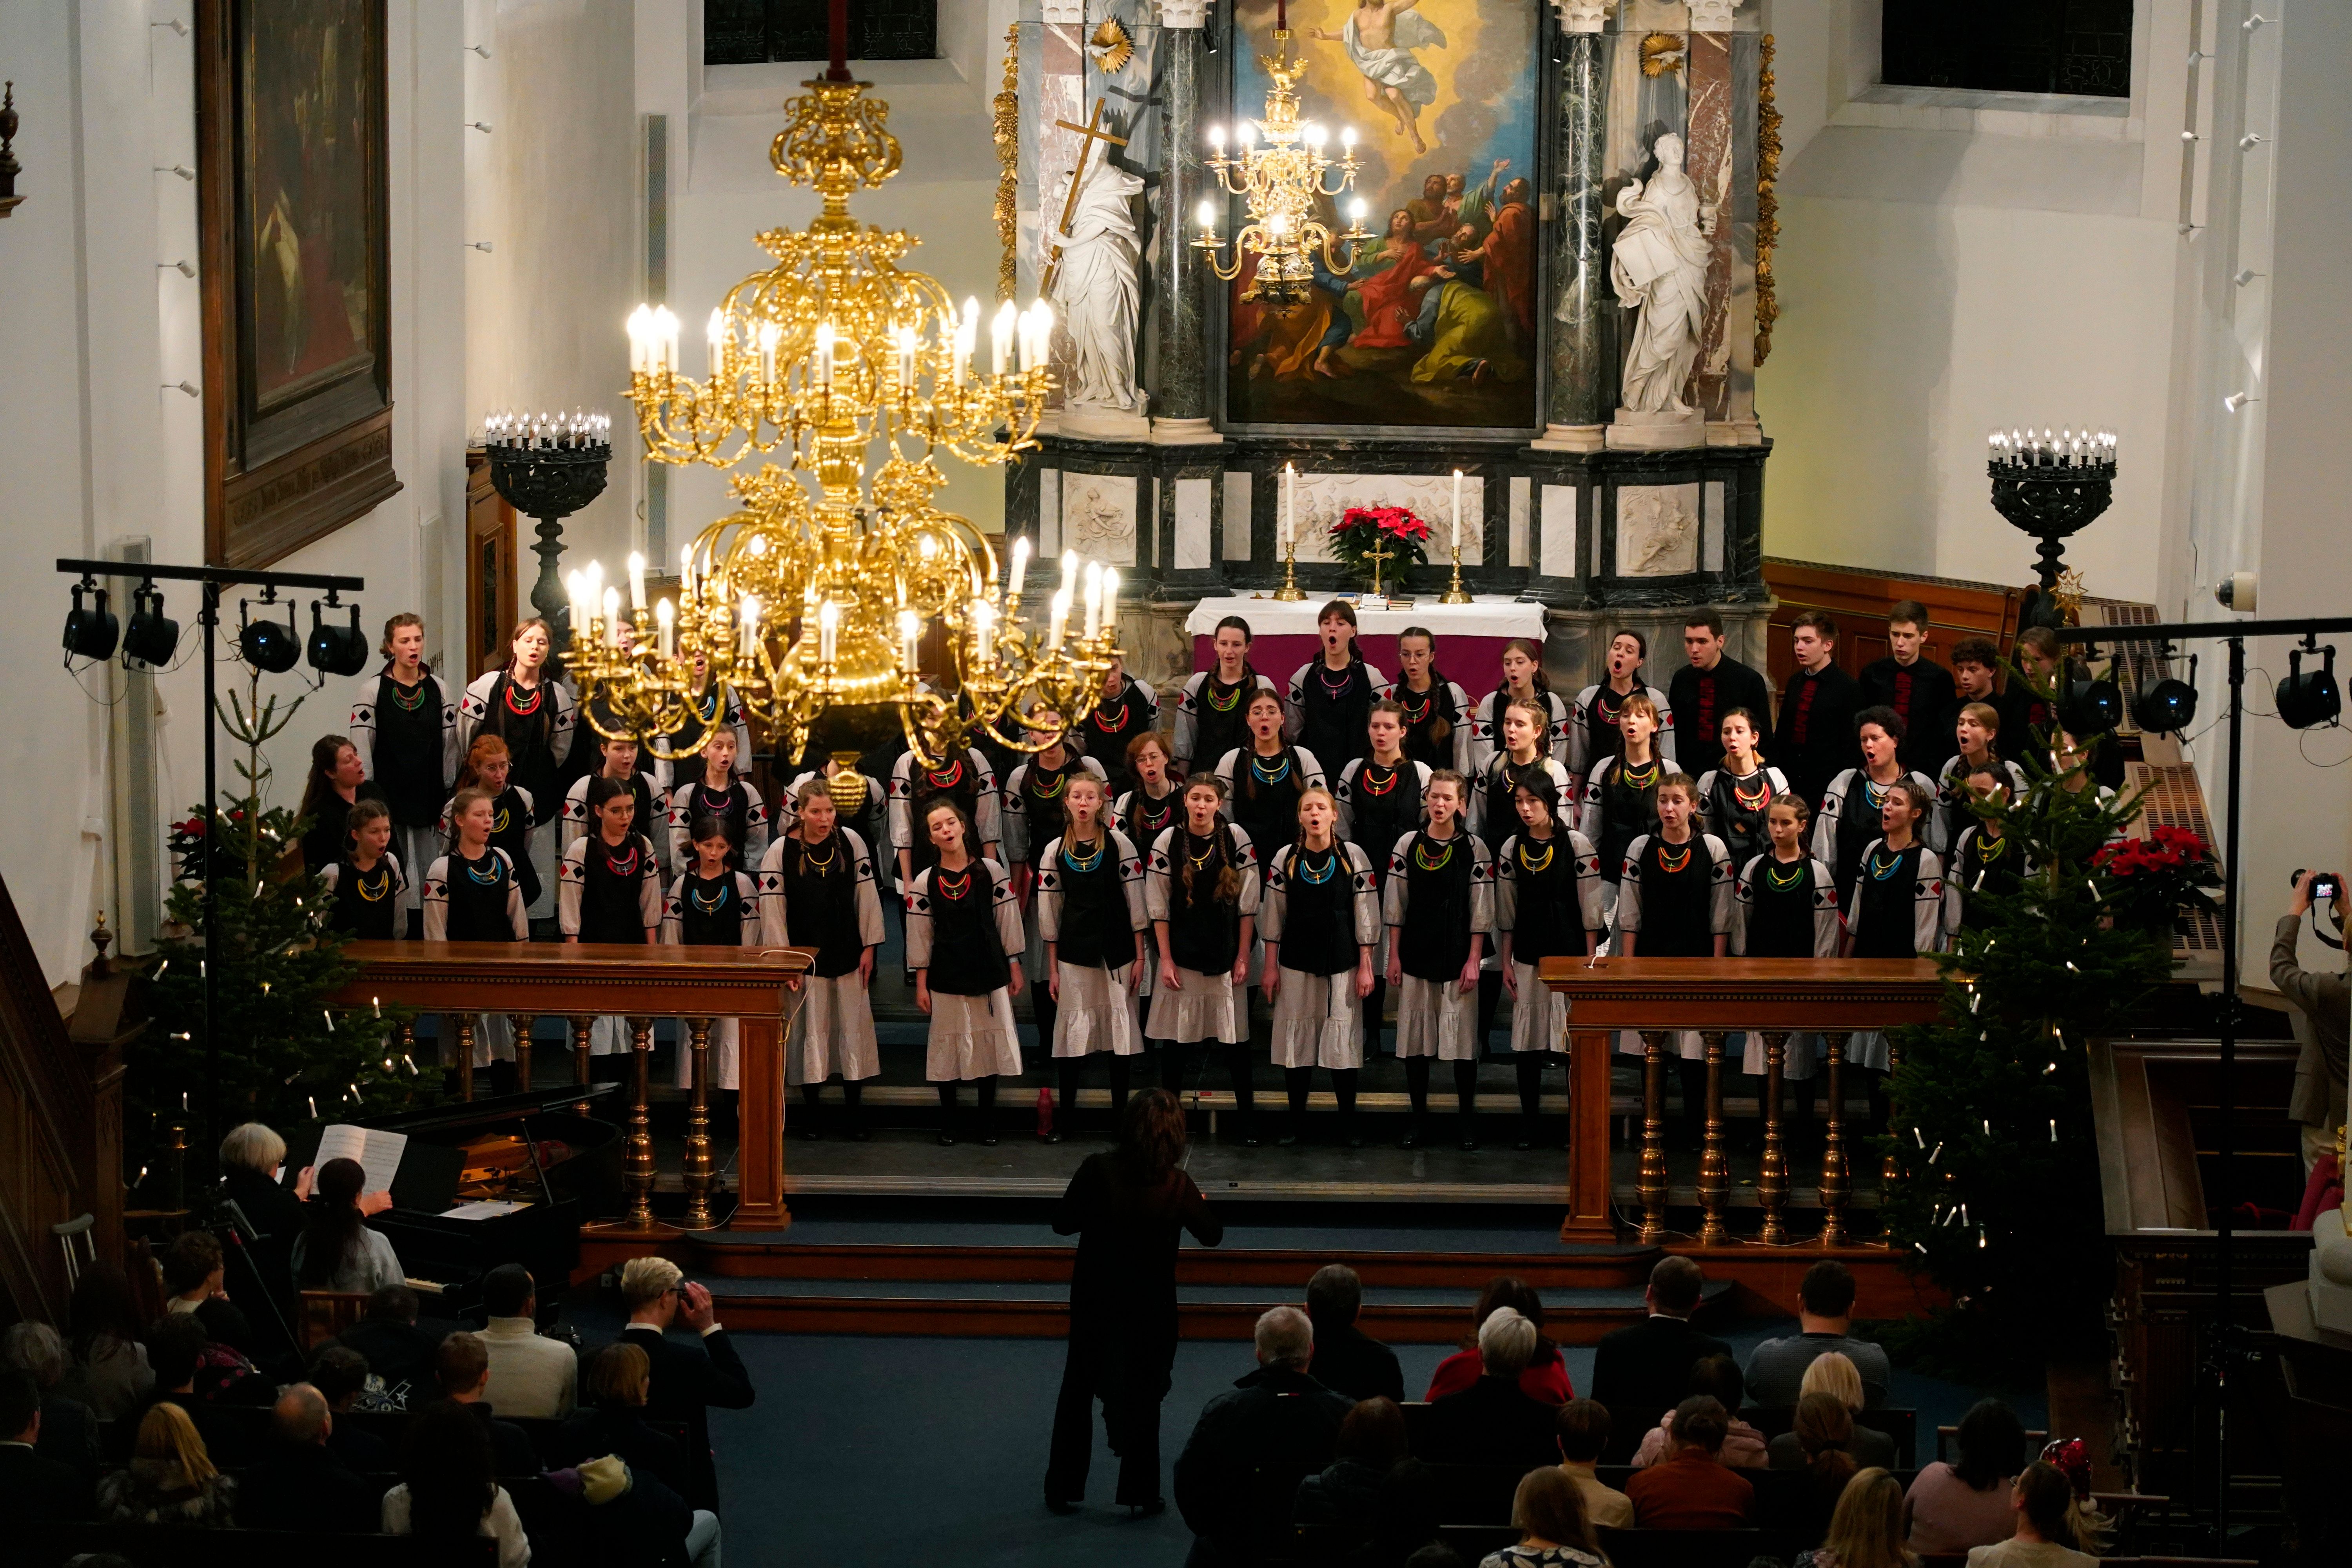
[1477,970,1504,1054]
[797,1080,864,1135]
[936,1076,998,1138]
[1361,978,1388,1060]
[1157,1040,1255,1121]
[1057,1054,1134,1129]
[1403,1058,1479,1128]
[1282,1066,1359,1140]
[1514,1053,1563,1131]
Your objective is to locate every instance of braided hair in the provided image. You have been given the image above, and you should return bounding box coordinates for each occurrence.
[1238,688,1308,811]
[1395,626,1458,755]
[1178,775,1243,904]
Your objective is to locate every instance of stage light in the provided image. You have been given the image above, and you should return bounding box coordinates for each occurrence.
[2131,653,2199,736]
[2277,645,2341,731]
[238,601,299,673]
[122,581,179,668]
[62,580,119,662]
[2059,673,2122,737]
[306,600,369,677]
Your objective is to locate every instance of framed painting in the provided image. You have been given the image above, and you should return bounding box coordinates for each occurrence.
[1218,0,1544,437]
[195,0,398,568]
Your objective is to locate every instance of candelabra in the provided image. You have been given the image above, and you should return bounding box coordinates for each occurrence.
[1987,425,2117,630]
[483,410,613,657]
[1191,27,1372,309]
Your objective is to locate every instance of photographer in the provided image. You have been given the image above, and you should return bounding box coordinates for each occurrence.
[2274,871,2350,1173]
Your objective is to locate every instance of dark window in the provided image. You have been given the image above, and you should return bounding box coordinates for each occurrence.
[1881,0,2131,98]
[705,0,936,65]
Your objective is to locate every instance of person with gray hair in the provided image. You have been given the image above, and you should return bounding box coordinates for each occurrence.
[2,1320,98,1487]
[1174,1306,1353,1564]
[1303,1264,1404,1403]
[236,1382,379,1534]
[1425,1306,1559,1466]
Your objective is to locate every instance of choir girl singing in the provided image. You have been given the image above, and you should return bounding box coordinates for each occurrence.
[1004,710,1111,1058]
[1333,701,1432,1059]
[1282,601,1386,775]
[1173,616,1279,778]
[1375,626,1475,774]
[1216,688,1328,864]
[1466,639,1571,777]
[658,814,762,1107]
[1612,772,1735,1148]
[559,774,666,1064]
[1383,771,1495,1150]
[457,618,575,912]
[347,613,457,923]
[905,799,1027,1146]
[1144,775,1262,1139]
[1258,786,1383,1147]
[318,800,409,941]
[759,778,886,1141]
[1034,772,1151,1138]
[423,784,531,1074]
[1493,780,1605,1150]
[1568,630,1678,782]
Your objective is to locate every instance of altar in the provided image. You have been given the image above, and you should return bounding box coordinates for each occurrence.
[1184,593,1546,694]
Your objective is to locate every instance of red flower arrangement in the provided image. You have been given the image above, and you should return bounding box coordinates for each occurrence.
[2095,824,2221,932]
[1328,505,1432,592]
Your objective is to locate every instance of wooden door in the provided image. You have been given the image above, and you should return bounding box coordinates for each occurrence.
[465,447,518,680]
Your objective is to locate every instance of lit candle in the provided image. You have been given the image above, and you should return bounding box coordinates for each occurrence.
[626,305,652,374]
[1050,589,1071,650]
[992,302,1016,376]
[899,610,922,674]
[739,594,760,658]
[679,541,696,597]
[1452,469,1463,554]
[1100,569,1119,636]
[973,600,995,662]
[954,298,977,386]
[897,324,918,389]
[1208,124,1225,154]
[1341,125,1357,151]
[1283,463,1296,551]
[1348,197,1368,229]
[1238,122,1256,150]
[1007,535,1031,602]
[707,308,726,376]
[758,321,781,385]
[813,323,835,391]
[1083,563,1103,639]
[818,600,839,666]
[1197,198,1218,233]
[656,306,680,373]
[655,597,675,659]
[627,551,646,612]
[565,572,586,639]
[603,586,623,648]
[1305,122,1326,150]
[1060,549,1080,600]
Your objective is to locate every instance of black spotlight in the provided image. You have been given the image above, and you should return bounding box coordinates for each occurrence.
[307,600,370,677]
[63,581,120,662]
[122,581,180,669]
[2131,652,2199,737]
[2277,645,2342,731]
[2058,671,2123,738]
[238,601,300,673]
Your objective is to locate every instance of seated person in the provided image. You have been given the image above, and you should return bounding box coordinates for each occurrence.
[1295,1396,1437,1564]
[307,1343,393,1470]
[64,1261,155,1421]
[338,1284,442,1413]
[1967,1461,2099,1568]
[236,1383,379,1534]
[574,1449,720,1568]
[1800,1465,1907,1568]
[1553,1398,1633,1531]
[1481,1465,1608,1568]
[109,1316,260,1468]
[214,1120,310,1305]
[383,1401,531,1568]
[1772,1352,1896,1471]
[558,1341,691,1498]
[95,1400,238,1527]
[1423,1308,1559,1467]
[2,1321,98,1489]
[1624,1397,1757,1529]
[480,1263,579,1419]
[1175,1307,1355,1564]
[159,1229,260,1359]
[1630,1354,1768,1468]
[1426,1277,1574,1405]
[1769,1392,1860,1544]
[436,1330,541,1475]
[1589,1257,1730,1454]
[0,1367,91,1528]
[1906,1398,2028,1555]
[290,1156,406,1295]
[1744,1261,1891,1407]
[1304,1265,1405,1404]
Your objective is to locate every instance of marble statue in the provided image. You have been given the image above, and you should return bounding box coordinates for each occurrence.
[1048,162,1147,423]
[1610,132,1713,416]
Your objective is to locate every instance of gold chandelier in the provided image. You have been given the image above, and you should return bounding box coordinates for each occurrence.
[565,75,1124,770]
[1192,27,1373,308]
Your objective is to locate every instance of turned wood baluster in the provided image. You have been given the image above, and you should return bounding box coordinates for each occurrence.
[454,1015,476,1102]
[624,1017,657,1227]
[570,1015,595,1112]
[508,1014,536,1094]
[681,1018,716,1231]
[1637,1030,1669,1245]
[1819,1031,1851,1247]
[1697,1030,1730,1246]
[1757,1030,1790,1245]
[1879,1035,1904,1244]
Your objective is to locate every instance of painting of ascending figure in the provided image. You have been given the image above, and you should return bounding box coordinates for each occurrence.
[1224,0,1539,433]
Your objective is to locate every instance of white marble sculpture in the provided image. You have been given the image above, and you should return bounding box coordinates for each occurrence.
[1048,162,1148,434]
[1610,132,1713,418]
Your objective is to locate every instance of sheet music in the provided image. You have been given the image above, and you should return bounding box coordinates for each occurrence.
[313,1123,408,1195]
[440,1199,530,1221]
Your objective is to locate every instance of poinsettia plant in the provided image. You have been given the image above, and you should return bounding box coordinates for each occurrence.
[2094,824,2221,933]
[1328,505,1432,593]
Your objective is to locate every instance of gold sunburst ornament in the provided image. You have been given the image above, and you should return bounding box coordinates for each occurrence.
[2052,568,2089,623]
[1090,17,1134,75]
[1641,33,1687,77]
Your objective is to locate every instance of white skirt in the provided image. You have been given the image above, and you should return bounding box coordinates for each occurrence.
[926,990,1024,1080]
[1508,961,1568,1054]
[392,823,435,915]
[672,1016,742,1091]
[1737,1031,1825,1079]
[786,975,881,1085]
[525,823,559,919]
[590,1014,634,1056]
[1393,975,1480,1061]
[454,1013,514,1067]
[1614,1028,1709,1062]
[1145,965,1245,1044]
[1269,968,1364,1070]
[1051,962,1144,1058]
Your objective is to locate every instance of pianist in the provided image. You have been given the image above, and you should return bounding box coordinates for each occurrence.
[291,1159,407,1295]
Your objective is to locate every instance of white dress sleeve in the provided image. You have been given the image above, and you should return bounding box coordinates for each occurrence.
[1114,829,1149,938]
[1258,846,1290,945]
[1650,684,1678,768]
[742,784,771,868]
[1034,834,1065,940]
[557,840,587,936]
[1002,765,1033,865]
[1470,838,1496,938]
[1570,831,1606,935]
[756,838,789,946]
[1493,834,1520,939]
[1731,853,1759,955]
[1616,835,1651,933]
[1283,662,1310,742]
[903,869,935,971]
[1916,848,1951,954]
[1144,828,1176,924]
[638,837,664,935]
[1381,832,1415,933]
[1171,674,1204,768]
[1813,861,1844,956]
[658,874,687,944]
[1348,843,1382,947]
[1706,835,1735,936]
[974,753,1005,857]
[1231,827,1262,918]
[561,777,591,857]
[988,858,1025,956]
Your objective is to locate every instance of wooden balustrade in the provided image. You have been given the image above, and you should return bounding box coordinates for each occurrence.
[325,942,811,1232]
[1539,958,1947,1248]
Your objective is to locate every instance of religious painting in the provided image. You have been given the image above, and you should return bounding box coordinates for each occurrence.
[196,0,398,568]
[1221,0,1542,434]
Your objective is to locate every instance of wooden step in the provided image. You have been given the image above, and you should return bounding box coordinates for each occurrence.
[686,1238,1659,1290]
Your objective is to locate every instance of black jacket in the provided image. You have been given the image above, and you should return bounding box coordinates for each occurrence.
[338,1316,444,1412]
[1667,655,1775,753]
[1588,1314,1733,1455]
[1422,1373,1560,1468]
[1174,1365,1354,1565]
[238,1439,381,1534]
[556,1403,691,1498]
[620,1322,756,1514]
[459,1397,541,1475]
[584,1467,694,1568]
[35,1393,100,1486]
[1301,1321,1404,1405]
[219,1165,310,1308]
[0,1440,89,1529]
[1858,655,1959,774]
[1771,663,1863,809]
[327,1417,392,1472]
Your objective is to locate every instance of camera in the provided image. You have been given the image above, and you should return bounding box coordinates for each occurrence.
[2294,868,2343,902]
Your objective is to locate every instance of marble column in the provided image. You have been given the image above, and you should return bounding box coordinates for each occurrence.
[1686,2,1743,437]
[1152,2,1218,443]
[1534,19,1610,452]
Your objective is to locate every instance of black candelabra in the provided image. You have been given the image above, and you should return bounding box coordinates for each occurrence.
[485,410,612,664]
[1987,425,2117,629]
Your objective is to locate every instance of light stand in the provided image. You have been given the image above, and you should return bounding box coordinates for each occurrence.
[56,557,366,1161]
[2058,611,2352,1552]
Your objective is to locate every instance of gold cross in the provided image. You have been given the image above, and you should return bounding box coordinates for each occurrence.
[1363,534,1397,600]
[1044,100,1130,293]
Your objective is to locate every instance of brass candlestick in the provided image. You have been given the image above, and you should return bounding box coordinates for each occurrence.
[1438,530,1473,604]
[1272,527,1307,601]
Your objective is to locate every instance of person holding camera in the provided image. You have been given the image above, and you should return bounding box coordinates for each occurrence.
[2274,870,2349,1173]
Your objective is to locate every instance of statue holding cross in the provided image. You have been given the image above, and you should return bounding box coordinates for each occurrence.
[1045,98,1147,426]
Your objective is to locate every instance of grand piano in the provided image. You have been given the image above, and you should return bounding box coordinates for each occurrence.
[281,1083,624,1319]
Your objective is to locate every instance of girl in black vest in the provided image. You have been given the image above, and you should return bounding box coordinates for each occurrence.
[1812,706,1943,911]
[1694,708,1792,870]
[1379,626,1473,773]
[458,618,575,909]
[1114,732,1183,851]
[1260,787,1382,1147]
[1468,640,1570,777]
[566,734,662,874]
[1174,617,1277,776]
[1495,780,1606,1150]
[297,734,387,876]
[443,735,540,908]
[659,817,761,1108]
[1145,775,1263,1142]
[561,774,664,1068]
[1334,702,1431,1060]
[907,799,1027,1147]
[665,727,769,875]
[1005,711,1112,1065]
[1383,772,1495,1150]
[1576,692,1667,918]
[1569,629,1678,781]
[1613,773,1735,1148]
[1946,765,2024,935]
[1730,795,1842,1132]
[1217,688,1327,863]
[347,613,456,931]
[1843,777,1954,1099]
[318,800,408,941]
[658,652,753,778]
[1476,700,1574,855]
[759,779,885,1140]
[1082,657,1161,796]
[1037,773,1150,1140]
[1284,601,1386,775]
[423,787,529,1080]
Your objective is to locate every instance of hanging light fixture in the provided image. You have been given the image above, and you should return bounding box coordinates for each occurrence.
[2277,642,2342,731]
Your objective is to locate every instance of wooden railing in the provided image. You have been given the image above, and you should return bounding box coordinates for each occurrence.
[1541,957,1947,1249]
[325,943,811,1232]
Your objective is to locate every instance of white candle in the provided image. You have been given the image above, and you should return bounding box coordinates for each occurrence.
[603,587,622,648]
[757,321,780,385]
[1049,589,1071,650]
[627,551,646,612]
[1452,469,1463,553]
[656,306,680,374]
[992,302,1016,376]
[818,600,839,666]
[565,572,586,639]
[1100,569,1119,636]
[1283,463,1296,550]
[655,597,675,659]
[813,323,835,391]
[707,309,727,376]
[739,594,760,658]
[1083,563,1103,639]
[897,325,918,389]
[1008,535,1030,601]
[1197,198,1218,233]
[626,305,651,374]
[1060,549,1080,599]
[973,600,995,662]
[898,611,921,674]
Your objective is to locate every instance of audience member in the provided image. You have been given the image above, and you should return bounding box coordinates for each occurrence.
[3,1321,99,1485]
[1425,1277,1573,1405]
[236,1382,379,1534]
[572,1448,720,1568]
[1798,1465,1913,1568]
[160,1229,260,1359]
[1745,1261,1892,1407]
[338,1284,441,1412]
[65,1261,154,1420]
[1906,1399,2026,1555]
[95,1400,237,1527]
[481,1263,579,1419]
[1477,1465,1606,1568]
[1770,1391,1862,1543]
[1304,1264,1405,1403]
[1,1366,90,1528]
[292,1156,406,1293]
[437,1329,541,1475]
[307,1343,393,1470]
[619,1256,757,1515]
[1553,1399,1633,1530]
[1783,1353,1896,1468]
[383,1400,531,1568]
[1624,1397,1756,1530]
[558,1342,692,1499]
[1174,1306,1354,1566]
[1294,1396,1436,1564]
[110,1316,255,1467]
[1630,1354,1767,1469]
[1965,1462,2097,1568]
[1588,1257,1730,1455]
[1424,1308,1559,1467]
[215,1121,310,1305]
